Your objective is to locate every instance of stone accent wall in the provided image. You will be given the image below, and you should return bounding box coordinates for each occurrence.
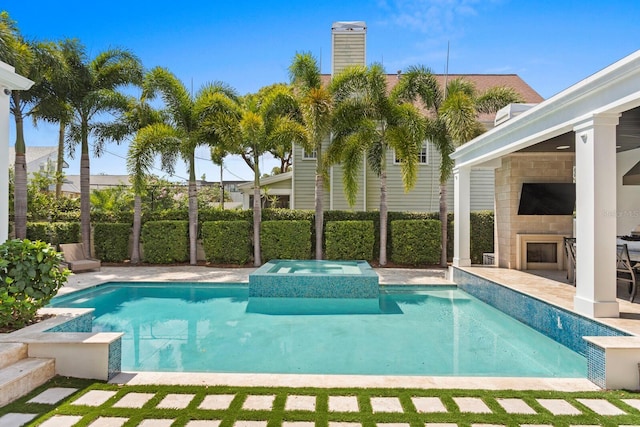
[495,152,574,268]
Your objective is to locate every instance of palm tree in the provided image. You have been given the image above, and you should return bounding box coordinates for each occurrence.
[65,46,143,255]
[395,66,524,266]
[105,96,165,264]
[130,67,240,265]
[1,13,58,239]
[328,63,427,265]
[289,52,333,260]
[232,84,303,265]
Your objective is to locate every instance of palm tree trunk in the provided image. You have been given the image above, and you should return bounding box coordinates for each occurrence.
[131,194,141,264]
[440,183,448,267]
[55,122,65,199]
[314,151,324,260]
[188,157,198,265]
[219,163,224,209]
[13,102,27,239]
[253,151,261,266]
[80,132,91,255]
[379,170,388,266]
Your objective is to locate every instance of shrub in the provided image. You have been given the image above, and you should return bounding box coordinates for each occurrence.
[261,220,312,261]
[390,220,441,265]
[94,223,131,262]
[325,220,375,261]
[141,221,189,264]
[470,211,494,264]
[0,239,69,330]
[202,221,251,264]
[26,222,80,247]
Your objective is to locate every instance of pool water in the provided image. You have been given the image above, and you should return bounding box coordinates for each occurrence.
[49,283,586,377]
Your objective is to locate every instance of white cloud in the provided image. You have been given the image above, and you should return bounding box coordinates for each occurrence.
[378,0,495,35]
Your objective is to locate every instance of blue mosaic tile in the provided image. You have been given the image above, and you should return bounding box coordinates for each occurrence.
[453,268,628,356]
[108,337,122,380]
[587,341,606,388]
[45,311,93,333]
[249,260,379,298]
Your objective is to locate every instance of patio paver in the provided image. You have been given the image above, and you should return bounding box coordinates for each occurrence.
[185,420,222,426]
[623,399,640,411]
[370,397,404,412]
[138,419,174,427]
[0,413,38,427]
[87,417,129,427]
[242,394,275,410]
[576,398,626,415]
[27,387,78,405]
[112,392,155,408]
[496,398,536,414]
[285,395,316,411]
[39,415,83,427]
[70,390,117,406]
[199,394,236,410]
[156,393,196,409]
[282,422,315,427]
[453,397,492,413]
[536,398,581,415]
[411,397,447,413]
[233,421,268,427]
[329,396,359,412]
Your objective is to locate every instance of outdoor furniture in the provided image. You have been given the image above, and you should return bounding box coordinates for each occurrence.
[59,243,101,273]
[564,237,576,286]
[616,243,638,302]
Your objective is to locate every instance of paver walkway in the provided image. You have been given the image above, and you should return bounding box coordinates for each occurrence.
[2,379,640,427]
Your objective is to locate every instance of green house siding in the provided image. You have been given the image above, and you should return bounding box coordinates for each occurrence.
[292,142,330,210]
[293,142,495,213]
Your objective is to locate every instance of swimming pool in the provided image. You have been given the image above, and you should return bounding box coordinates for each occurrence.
[48,283,586,377]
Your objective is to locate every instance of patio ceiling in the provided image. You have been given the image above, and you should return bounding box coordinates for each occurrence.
[516,106,640,153]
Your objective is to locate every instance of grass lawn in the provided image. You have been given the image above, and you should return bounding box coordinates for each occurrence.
[2,377,640,426]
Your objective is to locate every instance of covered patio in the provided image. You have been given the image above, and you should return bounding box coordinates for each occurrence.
[451,49,640,320]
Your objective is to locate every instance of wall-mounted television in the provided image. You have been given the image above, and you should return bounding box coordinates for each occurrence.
[517,183,576,215]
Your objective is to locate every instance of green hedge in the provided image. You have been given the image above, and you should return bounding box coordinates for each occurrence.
[201,220,251,264]
[390,219,441,265]
[325,220,375,261]
[141,220,189,264]
[470,210,494,264]
[261,220,312,261]
[94,223,131,262]
[26,222,80,247]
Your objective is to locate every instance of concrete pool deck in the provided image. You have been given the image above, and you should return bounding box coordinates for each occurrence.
[51,265,609,391]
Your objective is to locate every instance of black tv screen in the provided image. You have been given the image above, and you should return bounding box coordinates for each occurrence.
[517,183,576,215]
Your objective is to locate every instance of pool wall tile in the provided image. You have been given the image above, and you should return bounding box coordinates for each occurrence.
[452,268,628,356]
[249,260,379,298]
[586,341,607,389]
[108,338,122,380]
[44,311,93,333]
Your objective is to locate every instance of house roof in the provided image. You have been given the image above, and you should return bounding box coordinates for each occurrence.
[320,73,543,125]
[8,146,64,168]
[62,175,131,194]
[238,171,292,192]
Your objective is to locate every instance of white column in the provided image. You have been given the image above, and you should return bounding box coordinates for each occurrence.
[453,166,471,267]
[573,114,620,318]
[0,86,9,243]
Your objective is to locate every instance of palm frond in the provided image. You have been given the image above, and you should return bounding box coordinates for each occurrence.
[475,86,525,114]
[392,65,441,109]
[289,52,322,92]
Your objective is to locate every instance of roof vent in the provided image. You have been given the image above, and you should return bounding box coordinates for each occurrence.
[494,103,537,126]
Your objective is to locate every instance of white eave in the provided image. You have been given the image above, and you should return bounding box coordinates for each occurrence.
[0,61,34,90]
[237,171,292,191]
[452,49,640,169]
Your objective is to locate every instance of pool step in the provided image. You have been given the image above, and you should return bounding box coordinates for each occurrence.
[0,343,55,407]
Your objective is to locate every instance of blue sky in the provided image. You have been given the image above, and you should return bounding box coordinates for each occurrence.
[6,0,640,182]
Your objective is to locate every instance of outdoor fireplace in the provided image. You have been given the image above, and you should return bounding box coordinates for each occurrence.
[516,234,567,270]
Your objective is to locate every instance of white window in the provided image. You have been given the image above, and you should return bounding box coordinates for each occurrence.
[394,142,429,165]
[302,148,317,160]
